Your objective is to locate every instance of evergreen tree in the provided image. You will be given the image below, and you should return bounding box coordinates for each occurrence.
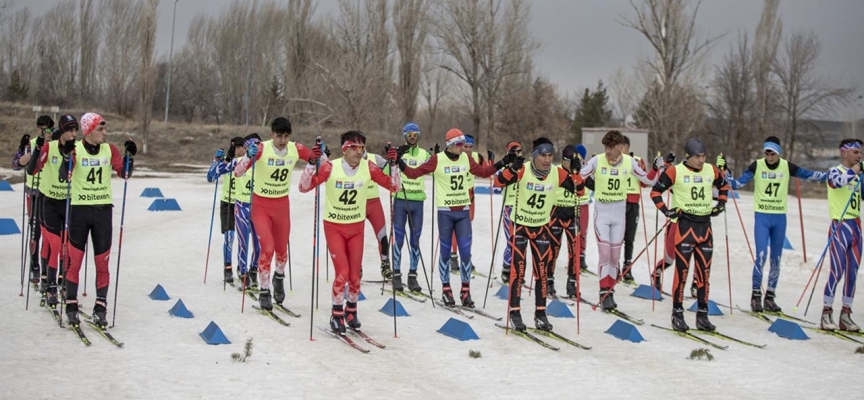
[571,80,612,141]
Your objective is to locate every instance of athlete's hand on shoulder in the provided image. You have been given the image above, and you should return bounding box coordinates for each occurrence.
[710,201,726,217]
[245,139,258,157]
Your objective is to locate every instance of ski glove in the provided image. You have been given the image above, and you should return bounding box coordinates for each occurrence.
[62,139,75,155]
[124,139,137,157]
[487,150,495,164]
[309,143,322,163]
[35,135,45,148]
[509,156,525,174]
[396,145,410,160]
[386,145,398,165]
[710,202,726,217]
[716,154,726,170]
[433,143,441,154]
[19,134,30,152]
[246,139,258,157]
[665,153,676,165]
[653,155,665,171]
[661,207,680,219]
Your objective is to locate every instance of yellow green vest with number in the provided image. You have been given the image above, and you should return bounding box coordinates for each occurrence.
[220,167,236,203]
[25,137,38,188]
[553,165,576,208]
[234,165,252,204]
[434,152,471,208]
[594,155,632,203]
[253,141,298,198]
[465,152,480,188]
[515,166,558,227]
[325,158,369,224]
[504,180,518,206]
[365,153,381,200]
[671,163,714,216]
[395,147,429,201]
[753,158,789,214]
[626,156,643,195]
[39,141,69,200]
[70,141,113,206]
[827,165,860,220]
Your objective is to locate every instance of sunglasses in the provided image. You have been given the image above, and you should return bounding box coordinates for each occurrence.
[345,144,366,152]
[405,132,419,138]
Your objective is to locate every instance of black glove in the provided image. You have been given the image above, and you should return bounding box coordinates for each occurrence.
[35,135,45,148]
[487,150,495,164]
[62,139,75,155]
[494,152,516,170]
[225,145,235,162]
[710,202,726,217]
[323,145,332,158]
[509,156,525,173]
[124,139,137,157]
[661,207,680,219]
[433,143,440,153]
[572,156,583,172]
[397,145,410,160]
[665,153,676,164]
[19,134,30,151]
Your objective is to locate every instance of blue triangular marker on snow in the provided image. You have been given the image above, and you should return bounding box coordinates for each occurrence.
[169,299,194,318]
[494,285,510,300]
[148,198,182,211]
[0,218,21,235]
[687,300,724,315]
[379,298,410,317]
[149,284,170,300]
[200,321,231,345]
[546,299,575,318]
[783,236,794,250]
[0,180,13,191]
[768,318,809,340]
[605,320,644,343]
[631,284,663,300]
[436,318,479,341]
[140,187,164,198]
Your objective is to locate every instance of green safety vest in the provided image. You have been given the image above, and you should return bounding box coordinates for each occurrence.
[38,141,69,200]
[671,163,714,216]
[827,165,861,220]
[553,164,576,208]
[433,152,471,208]
[70,141,113,206]
[325,158,369,224]
[365,153,380,200]
[25,137,38,188]
[626,156,643,195]
[753,158,789,214]
[594,154,632,203]
[234,166,252,204]
[394,147,429,201]
[253,141,299,198]
[514,164,558,227]
[220,166,236,203]
[465,151,480,189]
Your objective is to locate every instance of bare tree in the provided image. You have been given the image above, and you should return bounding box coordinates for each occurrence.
[752,0,782,137]
[32,1,80,105]
[100,0,143,116]
[773,31,854,162]
[618,0,722,150]
[139,0,159,154]
[79,0,99,102]
[283,0,317,121]
[392,0,428,123]
[419,51,453,135]
[1,8,33,101]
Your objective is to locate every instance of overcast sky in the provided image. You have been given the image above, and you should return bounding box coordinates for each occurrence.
[16,0,864,118]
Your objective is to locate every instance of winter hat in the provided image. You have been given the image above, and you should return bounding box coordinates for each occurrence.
[58,114,79,133]
[532,137,554,158]
[403,122,420,136]
[684,138,707,158]
[506,141,522,153]
[230,136,245,147]
[464,135,475,146]
[763,136,781,155]
[36,115,54,129]
[80,113,104,136]
[562,145,577,162]
[445,128,466,147]
[575,144,587,160]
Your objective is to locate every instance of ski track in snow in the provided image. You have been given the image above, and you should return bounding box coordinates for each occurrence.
[1,172,862,399]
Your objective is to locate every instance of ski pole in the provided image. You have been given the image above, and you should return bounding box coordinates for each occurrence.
[504,176,521,335]
[593,219,672,311]
[242,151,257,313]
[224,174,235,292]
[309,138,322,341]
[729,186,755,263]
[60,150,74,323]
[82,242,88,297]
[796,179,807,262]
[724,207,733,315]
[482,185,509,309]
[288,241,293,291]
[639,187,652,273]
[203,177,219,284]
[386,143,398,338]
[796,176,862,315]
[573,184,583,335]
[19,183,27,297]
[109,154,131,328]
[398,186,435,308]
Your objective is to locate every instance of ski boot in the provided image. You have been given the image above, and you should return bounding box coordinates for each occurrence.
[45,285,60,308]
[565,274,578,298]
[449,253,459,272]
[600,289,616,311]
[345,301,361,330]
[534,310,553,332]
[273,272,286,304]
[579,255,588,272]
[821,307,838,330]
[39,276,50,294]
[460,283,474,308]
[249,269,259,290]
[750,289,764,313]
[224,266,234,285]
[441,285,456,307]
[92,297,108,328]
[380,260,393,280]
[66,300,80,326]
[501,264,511,284]
[621,262,635,284]
[407,271,422,293]
[839,306,860,332]
[509,310,527,332]
[258,289,273,311]
[29,264,40,284]
[546,277,557,299]
[695,308,716,332]
[392,272,404,292]
[330,305,346,335]
[671,308,689,332]
[763,290,782,313]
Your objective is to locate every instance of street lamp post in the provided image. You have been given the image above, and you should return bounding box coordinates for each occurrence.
[163,0,179,127]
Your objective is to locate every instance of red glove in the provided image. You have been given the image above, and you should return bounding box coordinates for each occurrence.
[386,145,397,164]
[309,143,322,163]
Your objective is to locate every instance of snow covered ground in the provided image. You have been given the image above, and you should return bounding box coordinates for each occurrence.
[1,170,862,399]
